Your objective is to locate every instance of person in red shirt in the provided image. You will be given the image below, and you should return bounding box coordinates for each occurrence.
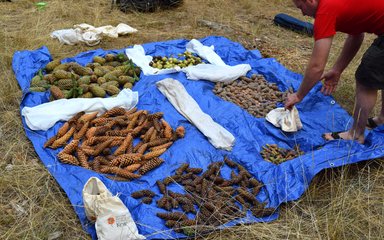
[285,0,384,144]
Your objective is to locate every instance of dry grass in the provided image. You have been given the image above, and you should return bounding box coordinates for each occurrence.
[0,0,383,239]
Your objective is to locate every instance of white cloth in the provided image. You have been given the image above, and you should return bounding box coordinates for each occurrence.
[181,63,251,83]
[266,107,303,132]
[125,39,251,83]
[83,177,145,240]
[156,78,235,151]
[51,23,138,46]
[21,89,139,131]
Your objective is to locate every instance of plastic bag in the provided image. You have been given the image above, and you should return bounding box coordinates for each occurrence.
[266,106,303,132]
[82,177,145,240]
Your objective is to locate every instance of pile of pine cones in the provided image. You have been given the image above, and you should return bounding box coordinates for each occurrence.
[213,74,287,118]
[146,157,275,236]
[260,144,304,164]
[44,107,185,180]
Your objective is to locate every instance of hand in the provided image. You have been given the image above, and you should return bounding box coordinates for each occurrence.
[321,69,341,95]
[285,92,302,110]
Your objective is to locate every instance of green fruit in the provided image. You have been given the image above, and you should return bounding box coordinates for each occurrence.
[116,53,129,62]
[105,54,116,62]
[94,67,107,77]
[101,81,119,88]
[29,87,46,92]
[45,59,61,72]
[90,85,106,98]
[79,84,90,93]
[104,61,120,67]
[104,73,119,82]
[90,75,98,83]
[78,76,91,85]
[53,70,72,79]
[103,85,120,95]
[43,74,57,84]
[50,85,64,99]
[70,63,93,76]
[117,75,129,85]
[53,63,71,72]
[56,79,74,90]
[93,56,106,65]
[97,77,107,85]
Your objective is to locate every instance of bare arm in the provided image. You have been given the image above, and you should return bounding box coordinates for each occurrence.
[296,37,333,100]
[333,33,364,74]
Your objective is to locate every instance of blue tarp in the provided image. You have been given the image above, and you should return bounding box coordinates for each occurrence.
[13,36,384,239]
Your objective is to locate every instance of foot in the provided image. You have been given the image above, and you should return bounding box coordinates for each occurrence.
[367,116,384,129]
[322,131,365,144]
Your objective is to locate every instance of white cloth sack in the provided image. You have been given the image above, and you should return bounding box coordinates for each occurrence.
[125,39,251,83]
[156,78,235,150]
[21,89,138,131]
[266,106,303,132]
[181,63,251,83]
[51,23,138,46]
[82,177,145,240]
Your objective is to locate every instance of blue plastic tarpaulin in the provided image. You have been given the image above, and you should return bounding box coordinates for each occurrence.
[13,36,384,239]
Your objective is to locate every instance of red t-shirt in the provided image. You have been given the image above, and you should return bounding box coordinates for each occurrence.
[314,0,384,40]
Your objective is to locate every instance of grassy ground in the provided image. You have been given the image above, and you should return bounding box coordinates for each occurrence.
[0,0,383,239]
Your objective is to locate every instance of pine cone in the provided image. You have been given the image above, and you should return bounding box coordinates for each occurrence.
[142,148,167,160]
[100,166,141,179]
[51,127,76,149]
[57,153,79,166]
[175,126,185,138]
[125,163,141,172]
[161,119,173,139]
[156,180,166,194]
[175,163,189,175]
[102,107,126,117]
[44,135,57,148]
[150,141,173,151]
[138,158,164,174]
[78,112,98,124]
[76,148,90,169]
[57,122,70,138]
[131,189,155,199]
[110,153,142,167]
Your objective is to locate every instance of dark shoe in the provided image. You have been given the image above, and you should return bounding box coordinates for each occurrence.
[366,117,378,129]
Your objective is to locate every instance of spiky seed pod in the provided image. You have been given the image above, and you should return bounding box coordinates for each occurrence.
[175,126,185,138]
[251,207,275,218]
[92,156,102,172]
[175,163,189,175]
[57,122,70,138]
[110,137,125,147]
[168,191,184,199]
[76,148,90,169]
[136,143,148,155]
[138,158,164,174]
[238,188,257,205]
[149,129,158,142]
[83,136,108,146]
[152,118,162,132]
[161,119,173,139]
[124,107,137,116]
[102,107,126,118]
[57,153,79,165]
[85,126,108,139]
[51,127,76,149]
[113,134,133,156]
[110,153,142,167]
[157,212,188,221]
[137,111,148,126]
[125,163,141,172]
[100,166,141,179]
[149,142,173,152]
[141,126,155,142]
[180,172,194,181]
[249,178,261,188]
[133,142,144,153]
[93,139,113,156]
[141,197,153,204]
[78,112,98,124]
[224,156,237,168]
[105,130,126,136]
[186,167,203,174]
[177,197,196,214]
[44,135,57,148]
[131,190,155,199]
[127,114,139,130]
[61,139,79,154]
[147,112,164,120]
[50,85,65,100]
[68,111,85,126]
[45,59,61,72]
[146,138,169,148]
[91,117,112,126]
[131,120,148,137]
[142,148,167,160]
[81,146,96,156]
[165,220,178,228]
[156,180,167,194]
[156,196,172,211]
[163,175,181,185]
[74,121,89,140]
[251,185,262,195]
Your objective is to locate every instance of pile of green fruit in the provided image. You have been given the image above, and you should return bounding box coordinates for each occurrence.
[149,51,203,69]
[29,53,141,100]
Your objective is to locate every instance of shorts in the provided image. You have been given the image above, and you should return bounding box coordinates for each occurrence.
[355,35,384,89]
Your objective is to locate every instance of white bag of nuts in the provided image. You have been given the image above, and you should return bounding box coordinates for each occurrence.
[266,106,303,132]
[82,177,145,240]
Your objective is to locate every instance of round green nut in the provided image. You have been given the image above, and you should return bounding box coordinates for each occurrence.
[93,56,106,65]
[97,77,107,85]
[90,85,106,98]
[45,59,61,72]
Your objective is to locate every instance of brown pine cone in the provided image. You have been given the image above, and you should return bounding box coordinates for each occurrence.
[175,163,189,175]
[141,126,155,142]
[110,153,142,167]
[74,121,89,140]
[141,197,153,204]
[113,134,133,156]
[186,167,203,174]
[138,158,164,174]
[251,207,275,218]
[175,126,185,138]
[102,107,126,117]
[44,135,57,148]
[136,143,148,155]
[238,187,257,205]
[179,219,197,227]
[124,107,137,116]
[224,156,237,168]
[67,111,85,126]
[76,148,90,169]
[125,163,141,172]
[137,111,148,126]
[57,152,79,166]
[57,122,70,138]
[161,119,173,139]
[156,180,167,194]
[152,118,162,132]
[147,112,163,120]
[51,127,76,149]
[92,139,113,156]
[156,212,187,221]
[101,166,141,179]
[61,139,79,155]
[131,189,155,199]
[142,148,167,160]
[150,141,173,151]
[78,112,98,124]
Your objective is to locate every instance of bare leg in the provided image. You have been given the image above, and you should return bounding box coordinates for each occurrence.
[324,81,377,143]
[371,90,384,124]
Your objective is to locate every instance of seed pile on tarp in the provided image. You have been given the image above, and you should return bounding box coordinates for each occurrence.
[149,51,203,69]
[139,157,275,236]
[213,74,286,118]
[29,53,141,100]
[44,107,185,181]
[260,144,304,164]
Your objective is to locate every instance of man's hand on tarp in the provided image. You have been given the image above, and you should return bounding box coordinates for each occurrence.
[285,92,302,110]
[320,69,341,95]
